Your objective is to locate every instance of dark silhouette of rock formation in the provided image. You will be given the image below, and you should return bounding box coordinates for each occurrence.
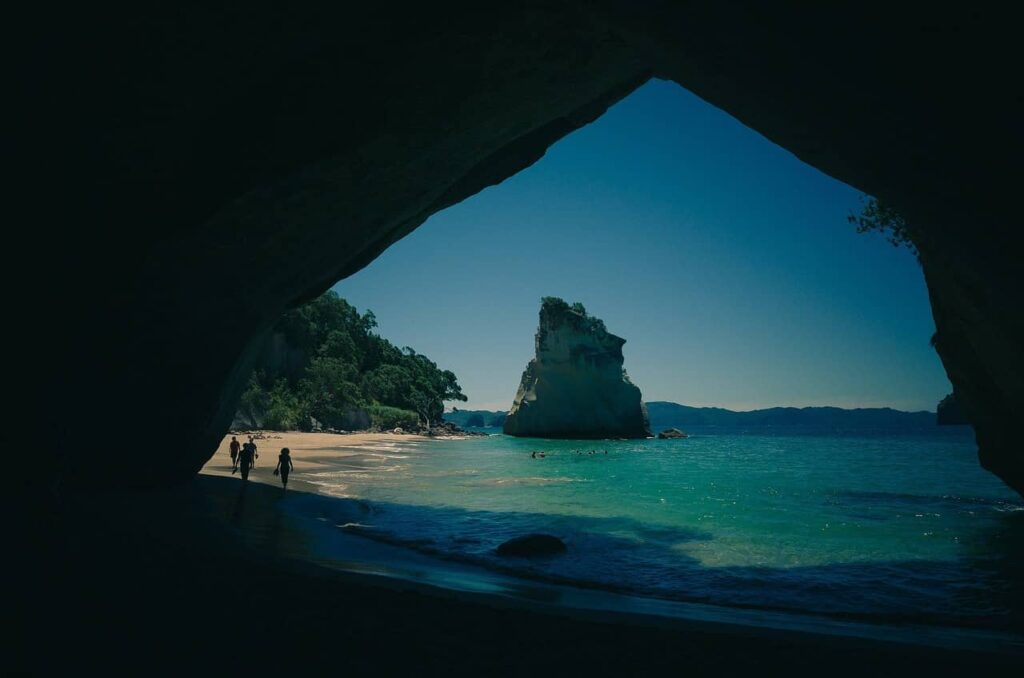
[937,393,970,426]
[12,3,1024,496]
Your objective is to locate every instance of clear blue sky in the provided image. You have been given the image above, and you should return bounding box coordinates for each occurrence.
[334,79,950,413]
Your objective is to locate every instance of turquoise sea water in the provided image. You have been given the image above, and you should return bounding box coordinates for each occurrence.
[298,427,1024,630]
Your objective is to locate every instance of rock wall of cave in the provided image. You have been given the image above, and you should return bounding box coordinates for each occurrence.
[13,2,1023,495]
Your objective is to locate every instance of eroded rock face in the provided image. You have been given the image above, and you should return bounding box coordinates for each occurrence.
[937,394,970,426]
[14,3,1024,495]
[504,299,650,439]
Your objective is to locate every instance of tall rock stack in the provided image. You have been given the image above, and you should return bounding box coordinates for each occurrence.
[504,298,651,439]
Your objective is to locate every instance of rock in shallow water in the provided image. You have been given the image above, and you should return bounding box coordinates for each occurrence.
[496,533,567,557]
[657,428,688,439]
[504,297,650,439]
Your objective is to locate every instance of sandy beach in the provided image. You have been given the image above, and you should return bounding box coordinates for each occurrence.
[203,430,431,490]
[17,431,1020,675]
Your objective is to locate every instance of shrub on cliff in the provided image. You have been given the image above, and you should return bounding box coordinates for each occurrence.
[849,195,918,259]
[367,404,420,430]
[540,296,606,334]
[241,291,466,429]
[262,379,305,431]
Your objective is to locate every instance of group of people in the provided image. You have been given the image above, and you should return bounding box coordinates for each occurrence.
[228,435,294,489]
[229,435,259,478]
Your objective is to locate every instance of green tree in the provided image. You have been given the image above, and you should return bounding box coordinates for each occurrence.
[361,364,414,406]
[238,371,268,428]
[240,291,467,431]
[300,356,362,429]
[263,379,304,430]
[848,195,918,259]
[317,329,359,362]
[399,348,467,426]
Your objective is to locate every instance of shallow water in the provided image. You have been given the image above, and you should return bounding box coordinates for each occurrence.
[297,427,1024,629]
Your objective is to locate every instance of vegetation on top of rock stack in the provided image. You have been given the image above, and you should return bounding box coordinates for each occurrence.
[239,291,466,430]
[540,296,608,334]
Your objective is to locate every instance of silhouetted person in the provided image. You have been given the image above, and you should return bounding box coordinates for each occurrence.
[238,441,255,481]
[275,447,294,490]
[234,440,250,474]
[229,436,240,471]
[531,451,536,459]
[248,436,259,468]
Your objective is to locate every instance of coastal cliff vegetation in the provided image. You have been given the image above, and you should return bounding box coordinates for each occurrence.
[239,291,466,430]
[849,195,917,259]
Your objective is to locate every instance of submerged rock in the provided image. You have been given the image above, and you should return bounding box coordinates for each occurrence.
[657,428,688,439]
[496,533,567,557]
[504,298,651,439]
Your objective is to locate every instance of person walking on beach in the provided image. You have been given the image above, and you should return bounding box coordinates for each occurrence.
[234,439,252,475]
[229,436,240,471]
[238,441,255,481]
[248,436,259,468]
[274,447,294,490]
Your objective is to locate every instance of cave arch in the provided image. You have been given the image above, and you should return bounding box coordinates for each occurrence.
[19,3,1023,495]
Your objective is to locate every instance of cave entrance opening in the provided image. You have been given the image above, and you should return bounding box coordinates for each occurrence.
[327,78,949,422]
[217,79,1023,630]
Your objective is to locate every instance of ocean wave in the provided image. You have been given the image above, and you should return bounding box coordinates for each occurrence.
[829,490,1024,511]
[283,431,1024,632]
[332,444,417,454]
[467,476,592,487]
[322,520,1018,630]
[414,469,481,478]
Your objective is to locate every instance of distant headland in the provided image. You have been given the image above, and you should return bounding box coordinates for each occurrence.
[645,401,949,430]
[448,402,954,431]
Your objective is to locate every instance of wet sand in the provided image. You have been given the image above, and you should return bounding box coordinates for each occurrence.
[16,432,1023,675]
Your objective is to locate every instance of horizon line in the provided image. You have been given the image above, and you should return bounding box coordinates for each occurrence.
[449,399,939,415]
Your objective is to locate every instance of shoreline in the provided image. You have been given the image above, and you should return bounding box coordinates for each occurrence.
[276,484,1024,654]
[198,432,1024,654]
[21,435,1022,674]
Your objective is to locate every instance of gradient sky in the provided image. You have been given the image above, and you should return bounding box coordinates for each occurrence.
[334,79,950,413]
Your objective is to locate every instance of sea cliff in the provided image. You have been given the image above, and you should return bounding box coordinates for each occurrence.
[504,298,650,439]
